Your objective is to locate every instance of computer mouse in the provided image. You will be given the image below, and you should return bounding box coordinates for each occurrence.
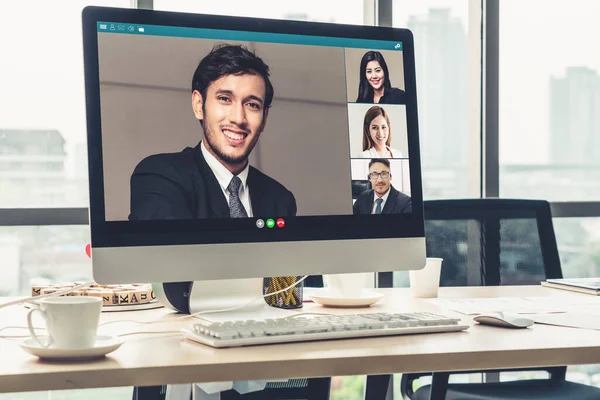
[474,312,534,328]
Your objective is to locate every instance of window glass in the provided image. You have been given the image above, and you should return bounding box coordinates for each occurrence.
[554,217,600,278]
[499,1,600,200]
[0,0,130,208]
[0,226,91,297]
[393,1,479,199]
[154,0,368,24]
[0,388,132,400]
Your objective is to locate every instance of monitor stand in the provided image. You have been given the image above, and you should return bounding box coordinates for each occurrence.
[153,273,376,321]
[188,273,376,317]
[188,278,292,322]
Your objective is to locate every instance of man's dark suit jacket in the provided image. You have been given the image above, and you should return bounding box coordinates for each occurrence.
[129,143,296,220]
[352,185,412,215]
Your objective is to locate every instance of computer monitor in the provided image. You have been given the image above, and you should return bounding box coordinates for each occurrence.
[82,7,425,312]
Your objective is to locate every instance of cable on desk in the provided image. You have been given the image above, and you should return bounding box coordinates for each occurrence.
[0,281,95,311]
[0,276,332,340]
[0,282,95,340]
[99,275,320,327]
[117,330,181,337]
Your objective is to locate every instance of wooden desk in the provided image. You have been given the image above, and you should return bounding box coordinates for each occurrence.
[2,285,600,393]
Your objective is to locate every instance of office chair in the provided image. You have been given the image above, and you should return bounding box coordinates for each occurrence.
[368,199,600,400]
[135,372,330,399]
[352,180,372,200]
[134,379,330,400]
[220,379,331,400]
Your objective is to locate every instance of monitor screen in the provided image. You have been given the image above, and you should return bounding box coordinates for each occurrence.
[83,7,425,283]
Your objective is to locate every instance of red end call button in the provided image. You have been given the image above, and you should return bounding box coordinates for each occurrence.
[276,218,285,228]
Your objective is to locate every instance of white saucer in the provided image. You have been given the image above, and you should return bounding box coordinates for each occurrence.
[20,336,123,360]
[309,290,384,308]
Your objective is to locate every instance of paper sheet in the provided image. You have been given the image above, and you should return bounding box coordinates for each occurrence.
[525,295,600,308]
[532,313,600,330]
[425,297,566,315]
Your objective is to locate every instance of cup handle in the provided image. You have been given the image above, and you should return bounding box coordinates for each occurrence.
[27,308,52,348]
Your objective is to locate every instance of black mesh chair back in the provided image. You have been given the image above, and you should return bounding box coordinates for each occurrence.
[351,180,371,200]
[377,199,562,289]
[423,199,562,287]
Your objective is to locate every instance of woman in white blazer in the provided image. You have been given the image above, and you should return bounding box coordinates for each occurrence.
[359,106,403,158]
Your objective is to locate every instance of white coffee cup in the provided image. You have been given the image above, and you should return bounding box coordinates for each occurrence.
[27,296,102,349]
[323,273,373,298]
[409,258,443,298]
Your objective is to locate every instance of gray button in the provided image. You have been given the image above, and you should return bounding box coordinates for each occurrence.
[256,219,265,229]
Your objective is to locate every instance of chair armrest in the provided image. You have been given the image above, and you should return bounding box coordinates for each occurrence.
[400,366,567,399]
[400,373,417,400]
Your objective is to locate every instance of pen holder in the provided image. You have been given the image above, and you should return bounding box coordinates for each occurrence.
[263,276,303,309]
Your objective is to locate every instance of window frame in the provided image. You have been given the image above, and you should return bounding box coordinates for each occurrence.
[3,0,594,227]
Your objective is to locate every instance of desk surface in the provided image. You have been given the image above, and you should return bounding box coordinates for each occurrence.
[2,285,600,393]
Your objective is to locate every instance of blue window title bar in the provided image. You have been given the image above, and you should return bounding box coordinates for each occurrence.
[97,22,403,51]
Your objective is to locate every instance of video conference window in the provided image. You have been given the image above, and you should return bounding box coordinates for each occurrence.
[344,48,406,105]
[347,103,408,158]
[351,158,411,215]
[97,29,412,222]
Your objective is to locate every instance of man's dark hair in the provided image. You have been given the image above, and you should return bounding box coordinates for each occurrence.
[369,158,391,169]
[191,44,274,113]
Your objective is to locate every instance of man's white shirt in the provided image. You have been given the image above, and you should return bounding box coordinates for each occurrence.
[371,188,390,214]
[201,140,253,217]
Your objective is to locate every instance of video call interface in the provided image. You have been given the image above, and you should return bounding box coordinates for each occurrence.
[97,23,413,224]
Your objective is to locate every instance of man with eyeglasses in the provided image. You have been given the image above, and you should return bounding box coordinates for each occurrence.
[353,158,412,215]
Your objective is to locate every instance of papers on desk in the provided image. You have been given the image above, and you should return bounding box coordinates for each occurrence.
[525,295,600,309]
[425,297,567,315]
[531,313,600,330]
[428,295,600,330]
[525,297,600,329]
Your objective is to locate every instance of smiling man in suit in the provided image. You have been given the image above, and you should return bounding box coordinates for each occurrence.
[129,44,296,221]
[353,158,412,215]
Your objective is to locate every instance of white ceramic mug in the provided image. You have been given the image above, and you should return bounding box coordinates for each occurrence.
[27,296,102,349]
[323,273,373,298]
[409,258,443,298]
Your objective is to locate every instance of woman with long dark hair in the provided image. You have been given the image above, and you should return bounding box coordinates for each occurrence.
[355,51,406,104]
[359,106,402,158]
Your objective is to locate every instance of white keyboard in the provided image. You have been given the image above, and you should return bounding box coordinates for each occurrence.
[181,312,469,348]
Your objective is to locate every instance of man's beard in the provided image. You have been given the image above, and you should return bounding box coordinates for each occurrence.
[375,185,389,195]
[201,115,260,166]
